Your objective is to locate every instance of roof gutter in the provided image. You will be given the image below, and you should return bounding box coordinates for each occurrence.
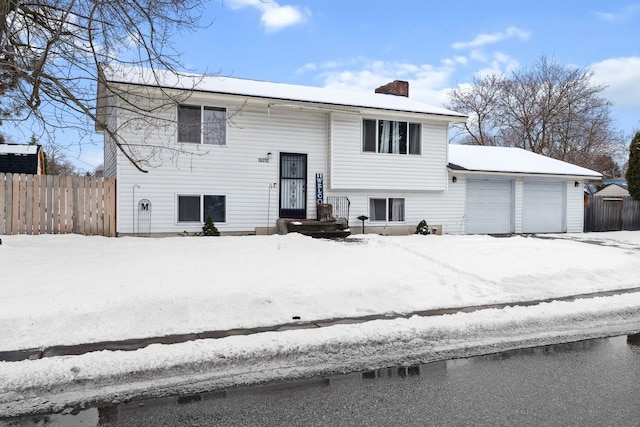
[446,166,602,180]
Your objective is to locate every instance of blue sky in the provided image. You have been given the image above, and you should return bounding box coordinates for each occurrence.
[13,0,640,171]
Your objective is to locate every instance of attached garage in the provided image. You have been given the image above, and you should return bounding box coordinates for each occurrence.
[448,145,602,234]
[465,177,514,234]
[522,180,566,233]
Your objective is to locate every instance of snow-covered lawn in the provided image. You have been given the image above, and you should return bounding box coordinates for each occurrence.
[1,231,640,417]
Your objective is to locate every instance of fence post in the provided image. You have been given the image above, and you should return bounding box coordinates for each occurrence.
[11,174,19,234]
[25,174,34,234]
[0,173,6,234]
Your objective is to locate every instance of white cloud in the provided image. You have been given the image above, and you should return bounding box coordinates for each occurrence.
[226,0,310,32]
[315,57,459,107]
[296,63,317,74]
[591,56,640,111]
[452,26,531,50]
[596,5,640,22]
[295,60,341,74]
[442,56,468,67]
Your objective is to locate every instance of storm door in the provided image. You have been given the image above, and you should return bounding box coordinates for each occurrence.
[279,153,307,219]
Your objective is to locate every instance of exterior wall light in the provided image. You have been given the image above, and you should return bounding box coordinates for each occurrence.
[452,176,457,183]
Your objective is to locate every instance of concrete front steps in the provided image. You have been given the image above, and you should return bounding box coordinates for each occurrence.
[277,218,351,238]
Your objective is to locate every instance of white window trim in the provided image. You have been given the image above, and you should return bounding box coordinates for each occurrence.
[361,118,421,155]
[176,194,227,224]
[177,104,228,146]
[176,194,202,224]
[368,197,406,223]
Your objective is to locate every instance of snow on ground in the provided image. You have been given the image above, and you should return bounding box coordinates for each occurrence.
[1,231,640,417]
[2,232,640,351]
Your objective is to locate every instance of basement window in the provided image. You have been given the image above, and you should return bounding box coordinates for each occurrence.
[178,195,226,223]
[369,197,405,222]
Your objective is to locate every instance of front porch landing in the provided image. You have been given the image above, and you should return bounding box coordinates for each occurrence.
[277,218,351,239]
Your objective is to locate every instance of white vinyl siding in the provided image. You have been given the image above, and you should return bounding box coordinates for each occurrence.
[566,179,585,232]
[331,114,447,191]
[329,172,466,234]
[113,96,328,234]
[102,94,118,178]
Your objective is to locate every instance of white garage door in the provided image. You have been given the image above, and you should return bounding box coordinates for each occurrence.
[523,180,565,233]
[466,178,513,234]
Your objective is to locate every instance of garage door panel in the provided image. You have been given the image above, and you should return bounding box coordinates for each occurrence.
[523,180,565,233]
[466,179,513,234]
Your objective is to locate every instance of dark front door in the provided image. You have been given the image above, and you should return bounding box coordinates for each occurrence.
[279,153,307,219]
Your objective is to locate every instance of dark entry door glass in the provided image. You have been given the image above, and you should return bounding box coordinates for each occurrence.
[280,153,307,219]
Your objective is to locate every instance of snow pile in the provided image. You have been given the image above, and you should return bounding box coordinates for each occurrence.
[1,231,640,416]
[1,232,639,351]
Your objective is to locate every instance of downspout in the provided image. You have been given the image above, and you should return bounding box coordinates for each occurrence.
[132,184,140,234]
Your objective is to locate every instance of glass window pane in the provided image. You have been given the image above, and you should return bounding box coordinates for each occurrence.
[203,107,226,145]
[398,121,407,154]
[204,195,226,222]
[178,105,201,144]
[378,120,392,153]
[363,119,376,152]
[388,198,405,221]
[369,198,387,221]
[178,195,201,222]
[409,123,421,154]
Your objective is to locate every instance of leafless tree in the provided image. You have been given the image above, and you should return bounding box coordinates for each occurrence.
[42,142,79,175]
[446,56,624,171]
[447,74,504,147]
[1,0,212,172]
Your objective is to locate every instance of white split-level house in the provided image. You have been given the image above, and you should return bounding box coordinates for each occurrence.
[97,65,601,236]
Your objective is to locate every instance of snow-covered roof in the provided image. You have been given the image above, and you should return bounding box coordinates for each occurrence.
[101,65,468,120]
[0,144,39,155]
[594,183,629,197]
[448,144,602,178]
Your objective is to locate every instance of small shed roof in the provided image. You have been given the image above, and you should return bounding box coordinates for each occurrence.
[594,183,629,197]
[448,145,602,178]
[100,65,468,120]
[0,144,39,155]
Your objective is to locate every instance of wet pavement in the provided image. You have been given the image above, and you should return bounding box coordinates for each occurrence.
[4,334,640,426]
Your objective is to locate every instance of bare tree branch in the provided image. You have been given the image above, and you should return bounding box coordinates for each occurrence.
[446,56,623,171]
[1,0,216,171]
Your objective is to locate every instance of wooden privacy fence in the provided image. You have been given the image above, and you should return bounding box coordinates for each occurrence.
[1,173,116,236]
[584,195,640,232]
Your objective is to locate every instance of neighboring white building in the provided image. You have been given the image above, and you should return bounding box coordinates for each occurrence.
[97,66,601,236]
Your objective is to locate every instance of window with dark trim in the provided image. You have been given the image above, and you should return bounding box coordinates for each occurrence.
[362,119,421,155]
[178,195,226,223]
[178,105,227,145]
[369,197,405,222]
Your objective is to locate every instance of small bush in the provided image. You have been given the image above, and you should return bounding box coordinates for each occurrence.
[416,219,431,235]
[202,214,220,236]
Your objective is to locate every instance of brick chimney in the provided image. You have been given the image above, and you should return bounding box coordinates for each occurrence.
[375,80,409,97]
